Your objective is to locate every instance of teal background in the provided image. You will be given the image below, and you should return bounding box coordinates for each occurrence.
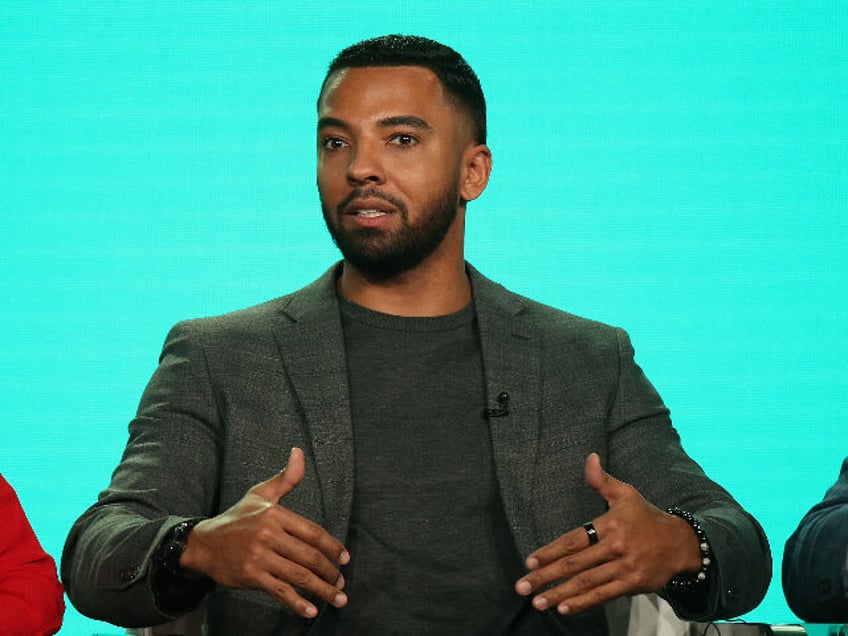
[1,2,846,633]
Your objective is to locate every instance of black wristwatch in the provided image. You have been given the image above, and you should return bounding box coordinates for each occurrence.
[151,518,214,613]
[154,518,204,577]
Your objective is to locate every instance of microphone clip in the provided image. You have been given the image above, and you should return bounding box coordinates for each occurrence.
[484,391,510,418]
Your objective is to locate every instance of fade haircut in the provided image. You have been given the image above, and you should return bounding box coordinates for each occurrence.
[318,34,487,144]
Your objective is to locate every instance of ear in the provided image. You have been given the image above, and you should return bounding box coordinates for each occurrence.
[459,144,492,202]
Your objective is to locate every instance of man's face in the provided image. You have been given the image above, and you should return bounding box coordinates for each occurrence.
[316,65,476,279]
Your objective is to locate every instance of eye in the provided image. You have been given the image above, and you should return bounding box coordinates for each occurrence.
[389,133,418,147]
[320,136,348,151]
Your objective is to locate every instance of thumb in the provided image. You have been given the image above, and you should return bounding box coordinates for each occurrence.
[584,452,632,506]
[251,447,306,502]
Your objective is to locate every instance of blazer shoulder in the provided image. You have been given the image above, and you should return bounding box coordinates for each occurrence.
[167,266,340,342]
[519,292,618,335]
[469,265,625,351]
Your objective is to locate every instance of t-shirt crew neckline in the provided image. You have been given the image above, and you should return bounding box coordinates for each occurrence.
[336,293,474,333]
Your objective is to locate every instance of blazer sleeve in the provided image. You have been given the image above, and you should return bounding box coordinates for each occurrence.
[61,321,222,628]
[782,456,848,622]
[605,328,772,621]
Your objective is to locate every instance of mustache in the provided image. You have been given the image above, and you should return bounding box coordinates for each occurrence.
[336,188,407,217]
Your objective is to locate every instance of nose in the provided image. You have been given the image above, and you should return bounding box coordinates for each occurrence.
[346,142,385,185]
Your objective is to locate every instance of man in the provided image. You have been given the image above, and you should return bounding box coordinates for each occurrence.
[62,35,771,634]
[783,456,848,623]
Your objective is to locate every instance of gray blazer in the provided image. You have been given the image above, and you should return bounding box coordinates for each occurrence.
[62,264,771,634]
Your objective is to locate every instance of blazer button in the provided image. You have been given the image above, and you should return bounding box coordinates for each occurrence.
[119,567,138,583]
[816,578,832,595]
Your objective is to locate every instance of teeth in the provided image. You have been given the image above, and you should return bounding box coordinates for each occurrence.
[356,209,388,218]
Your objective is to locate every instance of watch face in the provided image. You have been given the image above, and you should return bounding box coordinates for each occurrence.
[151,519,215,610]
[155,520,198,575]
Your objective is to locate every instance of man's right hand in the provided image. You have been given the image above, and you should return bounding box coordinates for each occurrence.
[178,447,350,619]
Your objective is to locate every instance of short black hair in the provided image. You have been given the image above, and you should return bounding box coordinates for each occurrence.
[319,34,487,144]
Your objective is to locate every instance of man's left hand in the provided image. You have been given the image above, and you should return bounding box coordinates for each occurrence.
[514,453,701,614]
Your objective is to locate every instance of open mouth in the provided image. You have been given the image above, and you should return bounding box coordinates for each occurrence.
[343,195,400,221]
[352,208,389,218]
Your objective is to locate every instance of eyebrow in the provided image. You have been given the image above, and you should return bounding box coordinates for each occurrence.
[317,116,347,131]
[317,115,432,131]
[378,115,432,131]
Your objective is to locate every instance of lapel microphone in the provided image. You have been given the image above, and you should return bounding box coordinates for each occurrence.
[484,391,510,418]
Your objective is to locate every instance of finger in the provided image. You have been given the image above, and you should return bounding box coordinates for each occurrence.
[523,523,596,571]
[584,453,634,506]
[276,506,351,567]
[584,452,604,491]
[528,560,625,613]
[262,517,347,585]
[254,570,324,619]
[263,553,348,610]
[554,575,632,615]
[252,447,306,502]
[516,539,609,596]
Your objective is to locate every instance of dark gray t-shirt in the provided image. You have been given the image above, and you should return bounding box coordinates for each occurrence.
[327,297,549,635]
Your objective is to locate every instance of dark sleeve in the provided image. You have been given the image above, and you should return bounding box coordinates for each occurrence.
[607,328,772,621]
[0,475,66,635]
[61,322,222,628]
[782,456,848,622]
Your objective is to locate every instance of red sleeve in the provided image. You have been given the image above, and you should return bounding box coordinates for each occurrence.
[0,474,65,635]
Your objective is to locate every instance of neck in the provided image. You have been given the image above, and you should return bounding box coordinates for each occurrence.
[337,253,470,318]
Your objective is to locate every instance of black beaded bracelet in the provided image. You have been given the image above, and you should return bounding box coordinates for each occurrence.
[665,507,712,591]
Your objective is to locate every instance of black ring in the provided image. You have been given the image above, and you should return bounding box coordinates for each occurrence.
[583,521,599,545]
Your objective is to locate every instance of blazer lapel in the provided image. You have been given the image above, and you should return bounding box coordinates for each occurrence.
[267,263,543,553]
[469,266,543,557]
[270,266,354,541]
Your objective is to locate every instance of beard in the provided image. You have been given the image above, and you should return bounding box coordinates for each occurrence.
[321,183,461,280]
